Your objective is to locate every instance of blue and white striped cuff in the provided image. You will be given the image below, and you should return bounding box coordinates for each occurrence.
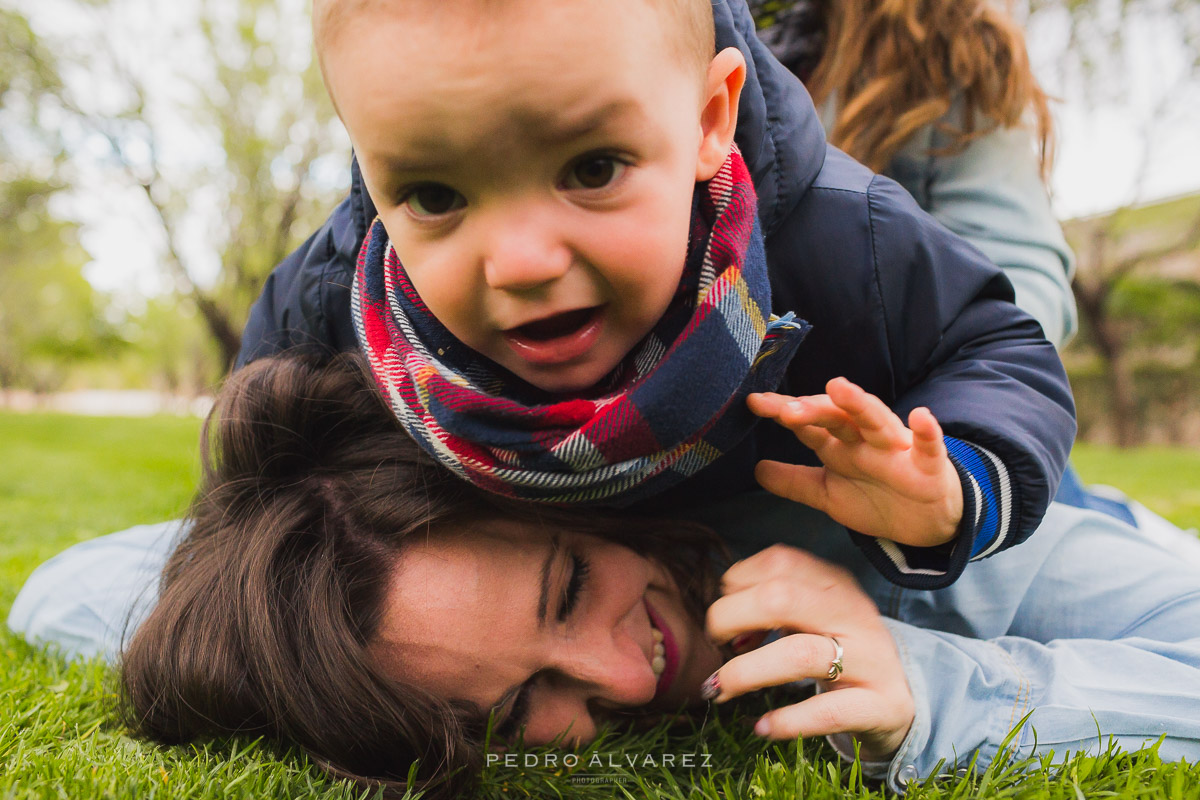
[943,437,1014,559]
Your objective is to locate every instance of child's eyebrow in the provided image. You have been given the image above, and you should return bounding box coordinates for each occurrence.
[382,99,642,174]
[377,153,457,175]
[526,98,640,146]
[373,99,641,179]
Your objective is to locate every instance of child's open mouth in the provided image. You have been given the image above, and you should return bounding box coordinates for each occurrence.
[502,306,604,366]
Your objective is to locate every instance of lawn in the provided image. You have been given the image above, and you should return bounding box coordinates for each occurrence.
[1,411,1198,798]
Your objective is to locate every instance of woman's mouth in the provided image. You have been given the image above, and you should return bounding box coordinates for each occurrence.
[644,599,680,699]
[502,307,604,366]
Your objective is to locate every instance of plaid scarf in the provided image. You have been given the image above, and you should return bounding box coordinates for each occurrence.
[352,147,809,506]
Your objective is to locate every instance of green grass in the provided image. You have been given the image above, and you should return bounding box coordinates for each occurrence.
[2,411,1199,798]
[1072,443,1200,531]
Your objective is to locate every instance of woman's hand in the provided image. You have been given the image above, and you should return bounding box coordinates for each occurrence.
[747,377,963,548]
[704,544,915,762]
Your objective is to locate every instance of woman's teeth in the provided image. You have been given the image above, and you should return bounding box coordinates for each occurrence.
[651,622,666,678]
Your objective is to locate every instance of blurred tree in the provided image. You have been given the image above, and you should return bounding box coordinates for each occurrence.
[1065,195,1200,445]
[0,8,123,393]
[1031,0,1200,446]
[0,177,123,393]
[56,0,349,372]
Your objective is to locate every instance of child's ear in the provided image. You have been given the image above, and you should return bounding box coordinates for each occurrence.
[696,47,746,182]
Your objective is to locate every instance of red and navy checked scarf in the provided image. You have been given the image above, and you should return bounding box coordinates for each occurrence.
[352,146,809,506]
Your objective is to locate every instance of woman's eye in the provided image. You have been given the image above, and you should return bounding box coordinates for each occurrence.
[558,552,591,621]
[403,184,465,217]
[564,156,625,191]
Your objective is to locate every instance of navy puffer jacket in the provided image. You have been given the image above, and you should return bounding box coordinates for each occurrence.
[235,1,1075,589]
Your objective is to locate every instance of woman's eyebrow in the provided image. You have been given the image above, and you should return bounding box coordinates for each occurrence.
[535,532,562,627]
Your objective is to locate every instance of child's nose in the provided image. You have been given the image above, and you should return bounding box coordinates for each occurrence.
[482,215,573,292]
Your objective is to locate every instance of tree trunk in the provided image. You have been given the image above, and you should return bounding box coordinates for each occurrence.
[193,293,242,372]
[1075,281,1140,447]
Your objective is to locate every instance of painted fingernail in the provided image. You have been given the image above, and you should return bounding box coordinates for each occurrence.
[700,672,721,701]
[754,717,771,736]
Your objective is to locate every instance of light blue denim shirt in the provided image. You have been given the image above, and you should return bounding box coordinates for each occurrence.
[697,495,1200,792]
[10,502,1200,791]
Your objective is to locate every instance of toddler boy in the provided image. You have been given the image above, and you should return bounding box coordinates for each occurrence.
[242,0,1076,589]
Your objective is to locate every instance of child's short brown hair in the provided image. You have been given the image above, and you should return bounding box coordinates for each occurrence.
[313,0,716,94]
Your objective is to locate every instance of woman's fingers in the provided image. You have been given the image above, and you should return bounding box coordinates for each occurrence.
[703,544,917,761]
[706,632,846,703]
[719,544,849,596]
[709,567,867,644]
[752,686,894,740]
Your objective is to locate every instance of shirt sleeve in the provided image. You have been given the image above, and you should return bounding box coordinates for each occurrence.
[886,106,1078,349]
[826,505,1200,790]
[858,620,1200,792]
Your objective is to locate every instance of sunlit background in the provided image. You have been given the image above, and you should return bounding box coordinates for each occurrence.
[1,0,1198,446]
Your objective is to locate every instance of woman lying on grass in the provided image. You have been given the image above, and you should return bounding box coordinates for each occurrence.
[18,351,1200,797]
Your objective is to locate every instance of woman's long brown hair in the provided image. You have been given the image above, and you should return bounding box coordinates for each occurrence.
[120,350,722,798]
[799,0,1054,176]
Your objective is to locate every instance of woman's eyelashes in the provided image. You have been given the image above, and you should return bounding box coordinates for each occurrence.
[494,551,589,740]
[558,552,591,622]
[494,681,533,741]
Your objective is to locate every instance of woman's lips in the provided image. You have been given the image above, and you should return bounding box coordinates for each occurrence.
[644,599,680,700]
[502,307,604,366]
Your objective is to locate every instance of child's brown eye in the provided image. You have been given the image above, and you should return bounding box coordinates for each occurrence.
[566,156,625,190]
[405,184,465,217]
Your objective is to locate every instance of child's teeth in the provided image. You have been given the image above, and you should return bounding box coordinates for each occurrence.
[652,655,666,676]
[652,628,664,643]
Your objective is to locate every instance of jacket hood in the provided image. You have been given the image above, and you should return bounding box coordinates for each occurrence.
[344,0,827,251]
[713,0,827,236]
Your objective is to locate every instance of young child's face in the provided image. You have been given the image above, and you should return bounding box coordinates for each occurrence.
[322,0,742,393]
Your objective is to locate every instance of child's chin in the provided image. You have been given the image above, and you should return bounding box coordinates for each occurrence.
[516,361,618,396]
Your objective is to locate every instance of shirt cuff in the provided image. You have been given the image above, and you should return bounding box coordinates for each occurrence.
[818,618,932,792]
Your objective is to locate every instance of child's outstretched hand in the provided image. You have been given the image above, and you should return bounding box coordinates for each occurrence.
[747,378,962,548]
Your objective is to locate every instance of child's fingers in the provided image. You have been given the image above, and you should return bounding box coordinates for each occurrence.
[746,392,791,419]
[825,378,910,450]
[754,460,830,511]
[751,393,862,444]
[778,397,862,444]
[790,423,839,456]
[908,407,947,474]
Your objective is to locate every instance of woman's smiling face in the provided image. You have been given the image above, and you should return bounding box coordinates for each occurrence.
[371,520,723,744]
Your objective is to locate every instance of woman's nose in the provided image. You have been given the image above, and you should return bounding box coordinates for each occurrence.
[481,208,573,292]
[559,631,657,709]
[530,639,655,746]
